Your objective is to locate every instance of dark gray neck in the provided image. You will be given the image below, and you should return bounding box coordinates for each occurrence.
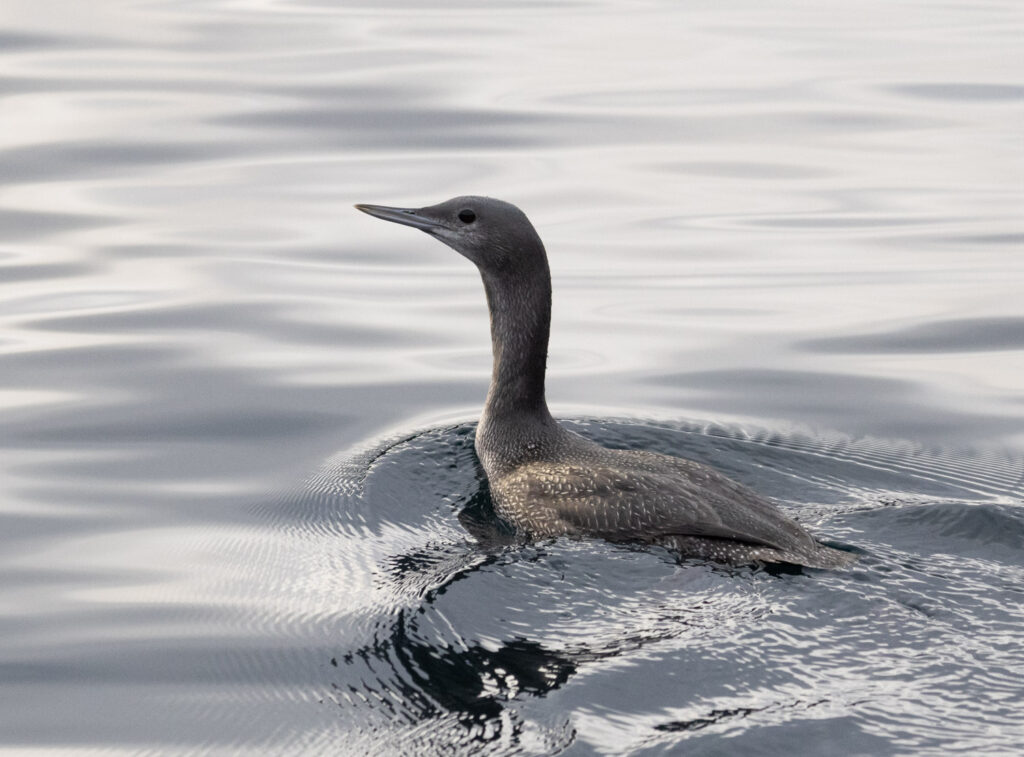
[480,261,553,424]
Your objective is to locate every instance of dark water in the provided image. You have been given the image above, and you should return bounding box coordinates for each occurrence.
[2,0,1022,754]
[272,420,1024,755]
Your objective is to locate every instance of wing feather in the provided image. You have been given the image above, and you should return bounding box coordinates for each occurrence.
[496,455,815,554]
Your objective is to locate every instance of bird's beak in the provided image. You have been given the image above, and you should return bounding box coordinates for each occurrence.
[354,204,445,232]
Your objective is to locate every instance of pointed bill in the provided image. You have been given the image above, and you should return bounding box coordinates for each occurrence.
[354,204,445,232]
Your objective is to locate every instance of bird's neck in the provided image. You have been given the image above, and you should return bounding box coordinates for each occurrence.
[479,262,554,427]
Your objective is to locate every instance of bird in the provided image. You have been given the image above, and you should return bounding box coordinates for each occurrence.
[355,197,854,569]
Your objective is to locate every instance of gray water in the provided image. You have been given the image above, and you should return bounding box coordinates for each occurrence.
[2,1,1023,754]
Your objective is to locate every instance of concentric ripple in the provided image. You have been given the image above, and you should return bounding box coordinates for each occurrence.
[263,419,1024,754]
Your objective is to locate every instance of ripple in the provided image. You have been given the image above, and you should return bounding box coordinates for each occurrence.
[25,300,412,348]
[0,208,117,241]
[845,502,1024,559]
[213,104,556,149]
[0,140,245,184]
[0,260,96,283]
[251,419,1024,751]
[888,83,1024,101]
[798,316,1024,354]
[644,367,1024,450]
[661,160,833,181]
[0,30,119,51]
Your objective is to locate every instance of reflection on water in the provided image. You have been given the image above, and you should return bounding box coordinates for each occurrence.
[289,423,1024,753]
[1,0,1022,753]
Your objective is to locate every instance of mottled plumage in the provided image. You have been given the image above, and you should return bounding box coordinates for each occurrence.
[356,196,854,569]
[488,429,851,568]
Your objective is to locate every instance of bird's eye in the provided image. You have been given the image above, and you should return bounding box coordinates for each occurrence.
[458,209,476,224]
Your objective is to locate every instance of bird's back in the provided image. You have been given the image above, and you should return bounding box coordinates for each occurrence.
[486,428,854,569]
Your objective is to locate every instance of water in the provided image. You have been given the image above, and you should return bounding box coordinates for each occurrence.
[2,0,1022,754]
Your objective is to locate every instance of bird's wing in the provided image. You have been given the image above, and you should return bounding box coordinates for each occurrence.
[498,458,816,553]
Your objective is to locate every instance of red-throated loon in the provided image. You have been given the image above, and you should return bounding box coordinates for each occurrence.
[355,197,854,569]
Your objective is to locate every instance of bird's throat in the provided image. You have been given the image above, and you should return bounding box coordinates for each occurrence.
[480,264,553,425]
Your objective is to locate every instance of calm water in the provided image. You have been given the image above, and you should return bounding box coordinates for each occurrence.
[2,0,1023,754]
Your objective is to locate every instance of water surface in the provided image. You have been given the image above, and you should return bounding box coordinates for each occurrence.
[1,0,1022,754]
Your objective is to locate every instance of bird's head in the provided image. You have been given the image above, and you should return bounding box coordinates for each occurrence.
[355,196,546,275]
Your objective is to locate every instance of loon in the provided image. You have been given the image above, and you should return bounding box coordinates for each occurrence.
[355,197,854,569]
